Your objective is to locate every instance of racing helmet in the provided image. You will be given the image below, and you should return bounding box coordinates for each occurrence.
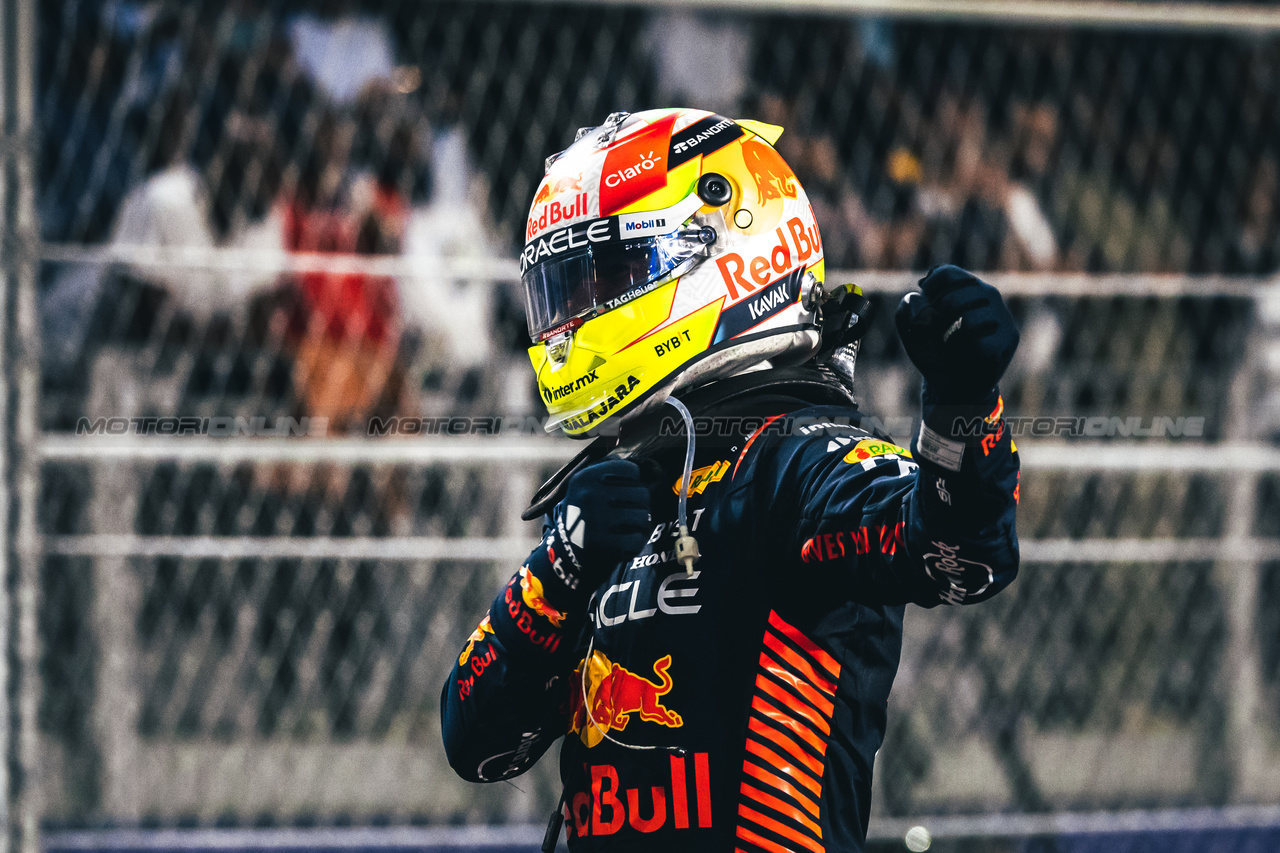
[522,108,826,437]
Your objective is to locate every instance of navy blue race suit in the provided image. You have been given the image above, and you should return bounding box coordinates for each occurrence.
[441,365,1019,852]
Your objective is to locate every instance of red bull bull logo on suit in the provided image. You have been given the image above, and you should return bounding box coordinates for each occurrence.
[571,650,683,748]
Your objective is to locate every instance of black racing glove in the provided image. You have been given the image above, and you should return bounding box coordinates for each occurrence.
[894,265,1020,405]
[551,459,653,589]
[484,460,653,663]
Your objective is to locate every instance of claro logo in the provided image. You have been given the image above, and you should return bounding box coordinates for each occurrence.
[604,150,663,189]
[599,114,677,215]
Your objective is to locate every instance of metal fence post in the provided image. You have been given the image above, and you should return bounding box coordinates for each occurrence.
[86,353,144,822]
[1,0,40,851]
[1209,285,1270,801]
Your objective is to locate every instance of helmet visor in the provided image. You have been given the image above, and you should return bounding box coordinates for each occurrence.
[522,224,710,339]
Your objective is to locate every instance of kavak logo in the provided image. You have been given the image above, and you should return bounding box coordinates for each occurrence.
[710,267,803,345]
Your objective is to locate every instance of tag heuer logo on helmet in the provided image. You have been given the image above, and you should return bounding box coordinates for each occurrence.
[521,217,618,273]
[543,370,599,402]
[601,279,662,312]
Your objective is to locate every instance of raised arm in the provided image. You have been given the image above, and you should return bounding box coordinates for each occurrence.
[756,266,1021,607]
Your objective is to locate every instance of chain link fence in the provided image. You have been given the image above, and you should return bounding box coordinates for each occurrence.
[10,0,1280,850]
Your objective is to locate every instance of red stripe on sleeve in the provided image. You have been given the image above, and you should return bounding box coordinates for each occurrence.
[748,716,824,776]
[740,782,823,836]
[755,674,831,735]
[750,696,827,755]
[762,631,837,695]
[736,824,793,853]
[767,611,841,678]
[744,738,822,796]
[741,760,820,818]
[760,652,835,717]
[738,804,825,853]
[733,415,786,480]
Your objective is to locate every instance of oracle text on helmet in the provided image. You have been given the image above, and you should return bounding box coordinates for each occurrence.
[521,218,616,273]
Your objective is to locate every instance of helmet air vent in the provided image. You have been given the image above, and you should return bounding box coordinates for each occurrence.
[697,172,732,206]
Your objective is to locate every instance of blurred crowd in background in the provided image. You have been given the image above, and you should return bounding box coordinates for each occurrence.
[26,2,1280,819]
[33,0,1280,433]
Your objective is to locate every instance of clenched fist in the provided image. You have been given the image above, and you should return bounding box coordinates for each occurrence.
[552,459,653,586]
[895,265,1020,404]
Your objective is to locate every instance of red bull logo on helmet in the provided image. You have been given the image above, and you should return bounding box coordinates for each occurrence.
[527,191,589,241]
[570,650,683,747]
[534,171,583,206]
[741,137,798,204]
